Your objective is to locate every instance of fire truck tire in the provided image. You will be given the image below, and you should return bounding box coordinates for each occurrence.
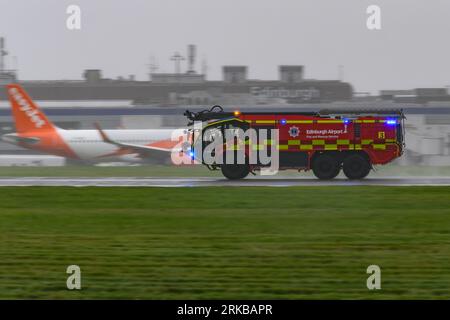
[312,154,340,180]
[343,154,371,179]
[221,164,250,180]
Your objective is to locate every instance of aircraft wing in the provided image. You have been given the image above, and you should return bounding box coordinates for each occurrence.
[94,123,182,158]
[2,133,40,145]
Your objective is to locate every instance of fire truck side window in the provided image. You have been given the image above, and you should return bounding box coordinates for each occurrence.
[203,127,222,142]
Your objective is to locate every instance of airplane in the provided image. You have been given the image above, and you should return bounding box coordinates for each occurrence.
[1,84,188,163]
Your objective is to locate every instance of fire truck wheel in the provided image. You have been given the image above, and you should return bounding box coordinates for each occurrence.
[221,164,250,180]
[312,154,340,180]
[343,154,371,179]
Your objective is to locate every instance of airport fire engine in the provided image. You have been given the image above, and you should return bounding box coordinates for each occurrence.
[184,106,405,180]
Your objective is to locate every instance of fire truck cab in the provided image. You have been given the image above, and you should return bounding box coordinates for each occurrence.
[184,106,405,180]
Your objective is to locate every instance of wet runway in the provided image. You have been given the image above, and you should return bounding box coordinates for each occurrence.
[0,176,450,187]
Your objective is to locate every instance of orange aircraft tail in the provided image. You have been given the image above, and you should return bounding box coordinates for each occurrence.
[6,84,55,133]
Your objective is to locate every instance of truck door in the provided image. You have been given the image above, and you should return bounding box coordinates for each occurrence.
[200,120,249,166]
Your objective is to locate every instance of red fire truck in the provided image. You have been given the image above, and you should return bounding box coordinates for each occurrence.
[184,106,405,180]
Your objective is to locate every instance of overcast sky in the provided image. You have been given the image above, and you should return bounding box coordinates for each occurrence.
[0,0,449,93]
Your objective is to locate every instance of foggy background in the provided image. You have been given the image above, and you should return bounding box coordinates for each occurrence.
[0,0,449,171]
[0,0,449,93]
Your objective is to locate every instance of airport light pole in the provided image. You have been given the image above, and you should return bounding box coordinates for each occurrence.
[170,52,185,74]
[0,37,8,72]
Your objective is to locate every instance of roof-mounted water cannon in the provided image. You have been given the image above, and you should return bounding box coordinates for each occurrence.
[184,105,233,125]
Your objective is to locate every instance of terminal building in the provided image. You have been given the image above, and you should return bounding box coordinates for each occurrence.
[0,41,353,105]
[0,64,353,105]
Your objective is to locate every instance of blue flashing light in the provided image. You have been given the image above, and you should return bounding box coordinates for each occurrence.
[189,151,195,159]
[343,118,350,124]
[386,119,397,125]
[280,119,287,125]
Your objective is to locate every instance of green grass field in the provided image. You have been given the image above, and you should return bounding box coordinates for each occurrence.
[0,186,449,299]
